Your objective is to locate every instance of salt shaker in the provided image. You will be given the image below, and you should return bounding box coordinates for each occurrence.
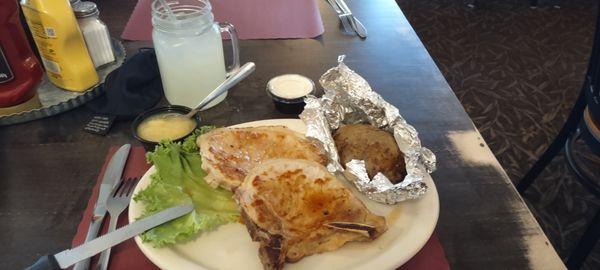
[74,1,114,67]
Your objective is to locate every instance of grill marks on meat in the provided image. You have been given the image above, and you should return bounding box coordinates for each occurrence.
[197,126,387,269]
[236,159,387,270]
[197,126,329,190]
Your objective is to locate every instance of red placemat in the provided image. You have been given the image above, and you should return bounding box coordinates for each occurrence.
[71,146,154,269]
[72,146,450,270]
[120,0,325,41]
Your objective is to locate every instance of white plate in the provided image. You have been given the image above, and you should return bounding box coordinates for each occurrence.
[129,119,439,270]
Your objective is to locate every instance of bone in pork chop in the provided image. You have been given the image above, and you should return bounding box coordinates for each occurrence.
[197,126,328,191]
[236,158,387,270]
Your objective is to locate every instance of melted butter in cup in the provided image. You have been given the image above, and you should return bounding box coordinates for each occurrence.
[136,113,197,142]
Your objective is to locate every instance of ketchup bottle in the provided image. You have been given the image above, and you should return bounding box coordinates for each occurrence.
[0,0,43,108]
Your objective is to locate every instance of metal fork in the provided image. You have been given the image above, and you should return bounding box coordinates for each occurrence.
[325,0,353,34]
[96,177,139,270]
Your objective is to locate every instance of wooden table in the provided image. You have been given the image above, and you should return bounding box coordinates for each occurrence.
[0,0,565,269]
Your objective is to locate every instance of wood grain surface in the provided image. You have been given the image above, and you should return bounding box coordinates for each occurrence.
[0,0,565,269]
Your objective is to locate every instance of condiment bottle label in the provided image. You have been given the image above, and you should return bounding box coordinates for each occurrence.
[22,12,62,77]
[0,47,14,84]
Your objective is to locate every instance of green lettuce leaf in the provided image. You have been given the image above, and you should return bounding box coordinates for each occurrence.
[133,126,240,247]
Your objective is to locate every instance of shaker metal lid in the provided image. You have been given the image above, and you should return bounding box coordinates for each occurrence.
[73,1,99,18]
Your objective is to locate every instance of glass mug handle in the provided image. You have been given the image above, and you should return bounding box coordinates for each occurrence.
[219,22,240,77]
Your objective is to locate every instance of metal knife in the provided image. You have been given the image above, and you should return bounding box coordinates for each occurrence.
[26,204,194,270]
[72,144,131,270]
[349,16,367,38]
[334,0,368,38]
[325,0,353,34]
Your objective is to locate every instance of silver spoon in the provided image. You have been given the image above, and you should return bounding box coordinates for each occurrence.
[183,62,256,118]
[158,0,176,20]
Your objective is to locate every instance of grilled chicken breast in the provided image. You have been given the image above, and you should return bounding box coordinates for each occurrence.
[236,159,387,270]
[197,126,328,190]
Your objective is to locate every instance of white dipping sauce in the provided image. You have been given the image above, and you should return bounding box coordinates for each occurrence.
[267,74,314,99]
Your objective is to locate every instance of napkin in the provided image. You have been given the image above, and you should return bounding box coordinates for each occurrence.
[71,146,154,269]
[85,49,163,120]
[72,146,450,270]
[121,0,324,41]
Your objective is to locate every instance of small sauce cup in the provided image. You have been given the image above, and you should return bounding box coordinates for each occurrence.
[266,74,316,114]
[132,105,201,151]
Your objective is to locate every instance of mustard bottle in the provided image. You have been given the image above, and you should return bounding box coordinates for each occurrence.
[20,0,98,91]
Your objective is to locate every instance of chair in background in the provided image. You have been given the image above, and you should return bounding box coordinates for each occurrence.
[516,6,600,270]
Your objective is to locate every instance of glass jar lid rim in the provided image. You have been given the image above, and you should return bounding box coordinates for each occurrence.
[151,0,211,21]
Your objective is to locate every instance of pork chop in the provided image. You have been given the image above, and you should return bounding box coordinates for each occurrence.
[236,158,387,270]
[197,126,328,190]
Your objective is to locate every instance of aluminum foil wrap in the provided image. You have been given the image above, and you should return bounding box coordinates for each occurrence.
[300,56,436,204]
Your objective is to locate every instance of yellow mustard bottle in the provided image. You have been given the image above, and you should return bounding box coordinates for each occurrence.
[20,0,98,91]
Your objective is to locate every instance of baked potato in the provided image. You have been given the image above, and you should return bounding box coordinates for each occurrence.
[333,124,406,184]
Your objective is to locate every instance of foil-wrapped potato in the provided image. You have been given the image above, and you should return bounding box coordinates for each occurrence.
[333,124,406,184]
